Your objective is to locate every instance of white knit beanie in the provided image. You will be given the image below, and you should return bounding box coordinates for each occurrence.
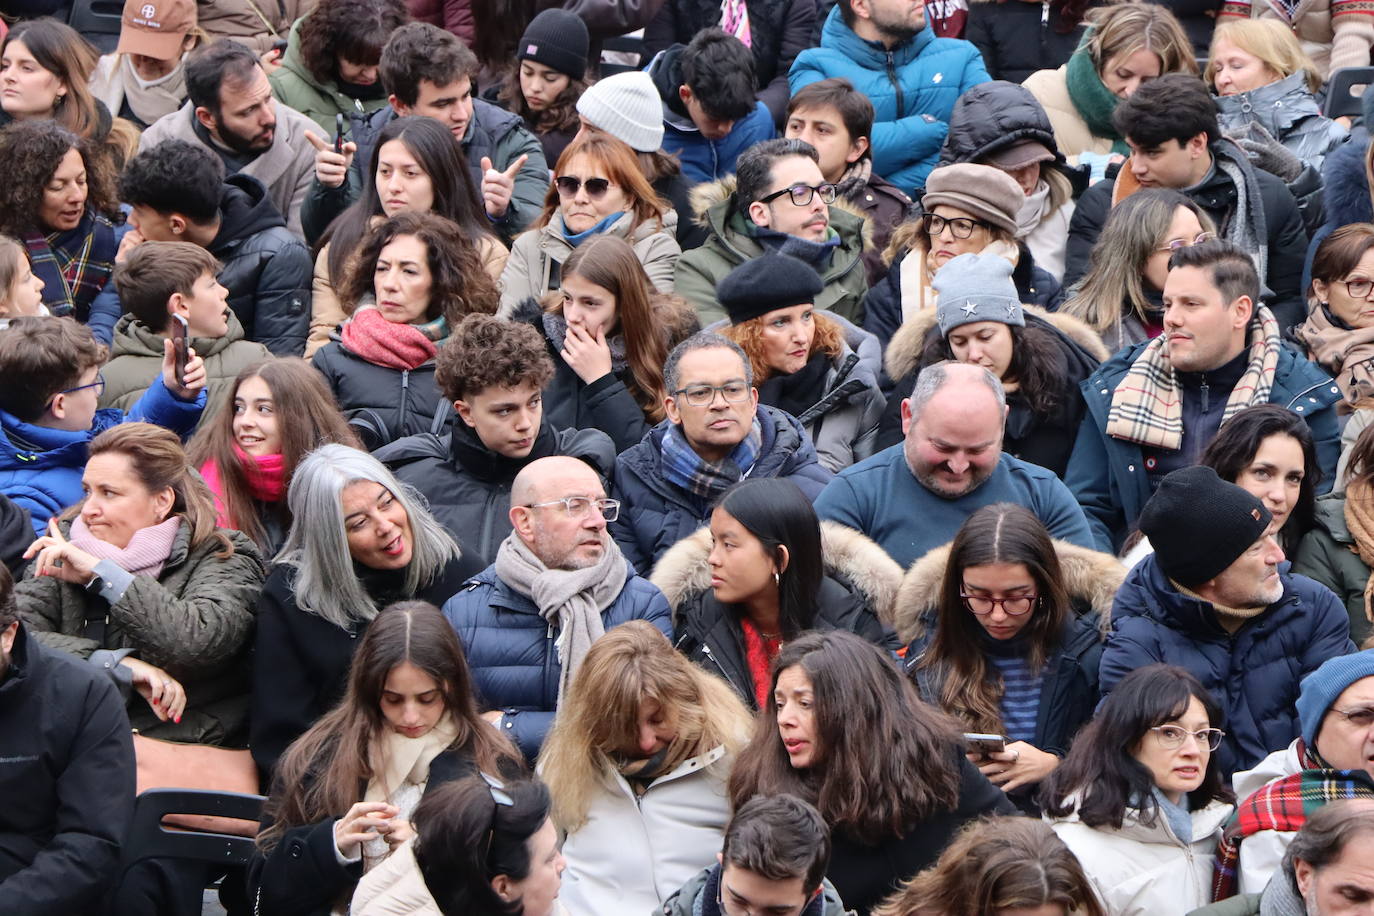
[576,71,664,153]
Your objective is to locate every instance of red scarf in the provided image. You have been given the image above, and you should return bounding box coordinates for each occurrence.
[740,617,783,710]
[200,447,287,529]
[340,306,440,370]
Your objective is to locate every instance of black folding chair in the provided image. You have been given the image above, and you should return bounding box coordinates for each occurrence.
[67,0,125,53]
[119,789,265,872]
[1324,66,1374,120]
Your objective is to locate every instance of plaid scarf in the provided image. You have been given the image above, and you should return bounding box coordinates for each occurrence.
[659,416,762,505]
[1211,741,1374,900]
[23,209,117,320]
[1105,306,1282,450]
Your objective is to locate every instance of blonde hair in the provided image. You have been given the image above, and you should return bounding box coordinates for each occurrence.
[537,621,754,831]
[1208,19,1321,93]
[1083,2,1198,79]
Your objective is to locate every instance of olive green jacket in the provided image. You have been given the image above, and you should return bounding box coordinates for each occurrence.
[267,19,391,134]
[1293,490,1374,647]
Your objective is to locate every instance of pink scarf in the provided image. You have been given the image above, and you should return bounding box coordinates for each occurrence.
[68,515,181,579]
[340,306,440,371]
[200,448,287,528]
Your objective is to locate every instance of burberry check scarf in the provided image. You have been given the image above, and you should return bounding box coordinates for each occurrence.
[1105,306,1282,451]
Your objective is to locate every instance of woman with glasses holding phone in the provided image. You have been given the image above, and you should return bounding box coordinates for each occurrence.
[900,503,1120,814]
[513,234,697,454]
[498,133,681,316]
[1297,224,1374,406]
[252,600,526,916]
[862,163,1064,351]
[1062,189,1217,352]
[1042,664,1236,916]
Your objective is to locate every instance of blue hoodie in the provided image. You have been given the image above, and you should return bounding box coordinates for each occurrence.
[790,6,989,192]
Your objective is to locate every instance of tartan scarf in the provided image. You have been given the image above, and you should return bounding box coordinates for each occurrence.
[1297,303,1374,405]
[659,415,762,505]
[23,209,117,319]
[1105,306,1282,450]
[1211,741,1374,900]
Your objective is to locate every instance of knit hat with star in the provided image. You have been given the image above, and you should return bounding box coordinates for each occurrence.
[933,251,1025,336]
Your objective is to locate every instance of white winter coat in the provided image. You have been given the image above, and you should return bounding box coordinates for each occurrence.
[554,745,733,916]
[1231,739,1305,895]
[1047,796,1235,915]
[351,838,574,916]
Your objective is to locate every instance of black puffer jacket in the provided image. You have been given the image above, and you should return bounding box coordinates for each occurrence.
[643,0,816,124]
[208,175,312,356]
[963,1,1086,86]
[310,337,448,451]
[937,79,1074,177]
[375,419,617,566]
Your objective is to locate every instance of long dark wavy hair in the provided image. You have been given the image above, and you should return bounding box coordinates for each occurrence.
[714,479,825,640]
[497,58,587,137]
[918,321,1066,417]
[1200,404,1318,554]
[0,120,119,236]
[258,601,523,853]
[914,503,1071,735]
[321,116,494,294]
[1041,664,1234,829]
[728,631,963,845]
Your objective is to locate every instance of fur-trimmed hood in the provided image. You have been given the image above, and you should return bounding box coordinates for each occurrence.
[1321,127,1374,230]
[891,537,1125,643]
[884,302,1110,381]
[649,520,904,625]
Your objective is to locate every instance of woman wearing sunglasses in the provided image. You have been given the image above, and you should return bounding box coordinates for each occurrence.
[1062,189,1217,353]
[498,132,681,316]
[251,600,525,916]
[862,163,1064,351]
[514,234,698,454]
[900,503,1119,814]
[1297,224,1374,406]
[1042,664,1236,916]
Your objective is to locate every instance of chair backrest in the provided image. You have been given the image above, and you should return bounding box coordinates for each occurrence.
[119,789,265,871]
[68,0,126,54]
[1325,66,1374,120]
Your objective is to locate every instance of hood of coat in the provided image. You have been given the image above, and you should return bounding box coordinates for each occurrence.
[1214,71,1323,133]
[211,174,289,256]
[647,44,691,121]
[884,300,1110,381]
[892,537,1125,643]
[1311,489,1354,545]
[110,309,248,360]
[689,176,875,260]
[649,520,904,625]
[1324,127,1374,230]
[1050,794,1235,845]
[938,79,1066,167]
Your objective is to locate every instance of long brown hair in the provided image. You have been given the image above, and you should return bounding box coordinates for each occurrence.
[3,19,101,139]
[538,621,753,831]
[78,423,233,556]
[724,311,845,384]
[873,817,1107,916]
[537,132,669,232]
[185,359,359,551]
[258,601,523,853]
[728,631,962,845]
[497,58,587,137]
[551,234,681,422]
[913,504,1071,735]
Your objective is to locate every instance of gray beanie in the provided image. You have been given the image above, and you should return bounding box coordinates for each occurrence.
[576,71,664,153]
[933,252,1025,336]
[921,163,1024,237]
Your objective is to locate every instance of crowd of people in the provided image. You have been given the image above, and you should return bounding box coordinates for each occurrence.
[5,0,1374,914]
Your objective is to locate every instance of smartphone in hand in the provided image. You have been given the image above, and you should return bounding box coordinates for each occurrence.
[963,732,1008,757]
[170,313,189,389]
[334,113,346,153]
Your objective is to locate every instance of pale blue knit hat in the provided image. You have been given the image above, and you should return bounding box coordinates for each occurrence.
[932,251,1025,337]
[1297,649,1374,749]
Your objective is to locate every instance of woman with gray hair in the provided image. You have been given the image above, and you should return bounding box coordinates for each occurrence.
[249,444,484,777]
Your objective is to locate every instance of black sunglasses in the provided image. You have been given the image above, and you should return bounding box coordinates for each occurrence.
[555,176,612,199]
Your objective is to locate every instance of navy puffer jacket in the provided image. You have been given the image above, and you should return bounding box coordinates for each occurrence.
[441,558,672,760]
[1100,555,1353,776]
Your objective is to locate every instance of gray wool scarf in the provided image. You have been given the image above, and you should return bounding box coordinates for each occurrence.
[493,533,628,705]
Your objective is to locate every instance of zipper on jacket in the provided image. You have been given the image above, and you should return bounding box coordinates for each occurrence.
[398,370,410,436]
[1199,377,1209,413]
[886,51,905,114]
[1041,0,1050,25]
[701,643,746,698]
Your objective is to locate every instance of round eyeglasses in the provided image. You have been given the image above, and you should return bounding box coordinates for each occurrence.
[960,593,1037,616]
[921,213,991,240]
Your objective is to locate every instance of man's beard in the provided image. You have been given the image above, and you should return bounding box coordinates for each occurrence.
[215,117,273,155]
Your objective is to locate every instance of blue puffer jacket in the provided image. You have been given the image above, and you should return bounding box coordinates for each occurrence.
[0,380,204,535]
[789,7,990,193]
[1064,328,1342,552]
[442,558,672,760]
[610,405,833,573]
[1101,555,1353,776]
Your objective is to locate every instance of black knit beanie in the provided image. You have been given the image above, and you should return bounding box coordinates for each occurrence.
[1138,466,1273,588]
[717,254,825,325]
[518,9,589,81]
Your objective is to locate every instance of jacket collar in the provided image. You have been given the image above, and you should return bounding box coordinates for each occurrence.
[820,4,933,68]
[1136,554,1295,636]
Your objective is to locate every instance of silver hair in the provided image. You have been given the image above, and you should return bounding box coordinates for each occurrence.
[907,360,1006,423]
[277,443,461,628]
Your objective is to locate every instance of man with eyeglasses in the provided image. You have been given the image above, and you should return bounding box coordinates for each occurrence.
[1103,466,1353,782]
[610,331,831,572]
[675,138,870,326]
[1208,650,1374,902]
[441,455,671,761]
[1065,239,1340,553]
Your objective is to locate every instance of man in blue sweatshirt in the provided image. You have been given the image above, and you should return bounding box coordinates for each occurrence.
[815,360,1093,569]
